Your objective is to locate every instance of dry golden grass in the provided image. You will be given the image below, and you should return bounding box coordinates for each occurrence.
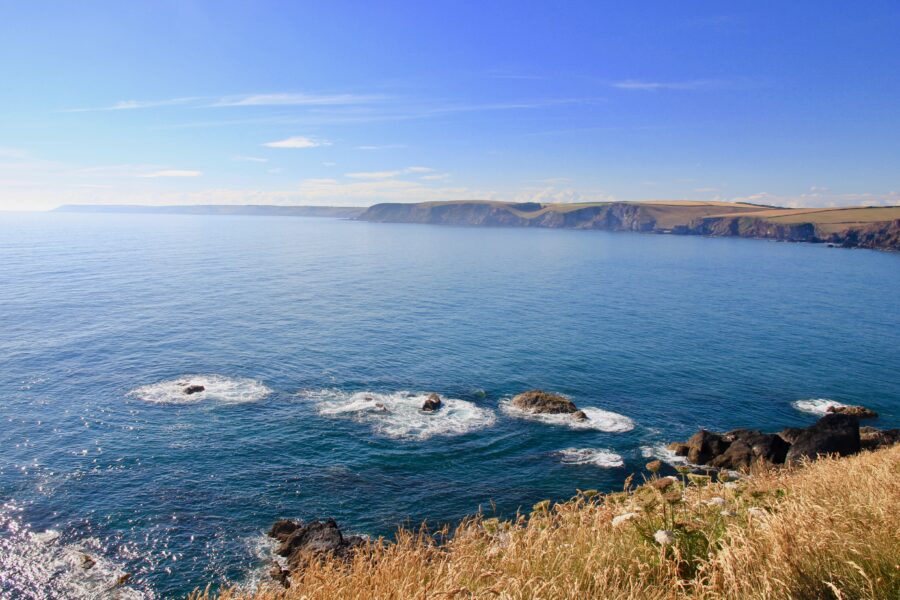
[195,445,899,600]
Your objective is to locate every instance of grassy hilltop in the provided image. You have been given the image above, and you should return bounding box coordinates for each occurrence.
[359,200,900,251]
[198,445,899,600]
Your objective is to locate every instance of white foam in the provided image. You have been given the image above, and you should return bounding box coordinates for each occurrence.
[0,511,149,599]
[556,448,624,468]
[792,398,846,416]
[308,390,497,441]
[500,401,635,433]
[129,375,272,405]
[640,444,688,465]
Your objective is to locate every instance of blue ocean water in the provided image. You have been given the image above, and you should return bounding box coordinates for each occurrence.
[1,212,898,598]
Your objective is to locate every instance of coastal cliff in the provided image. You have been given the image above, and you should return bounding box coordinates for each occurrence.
[358,201,900,251]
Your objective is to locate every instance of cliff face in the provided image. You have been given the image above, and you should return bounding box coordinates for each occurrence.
[358,202,900,251]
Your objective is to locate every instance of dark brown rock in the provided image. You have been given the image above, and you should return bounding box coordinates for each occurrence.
[572,410,588,421]
[422,393,442,411]
[268,518,366,571]
[785,413,861,465]
[778,427,804,445]
[511,390,577,414]
[270,563,291,588]
[860,427,900,451]
[666,442,690,457]
[685,430,731,465]
[710,429,791,469]
[826,405,878,420]
[184,384,205,395]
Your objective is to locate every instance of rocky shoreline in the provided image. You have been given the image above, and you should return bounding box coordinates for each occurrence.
[262,394,898,588]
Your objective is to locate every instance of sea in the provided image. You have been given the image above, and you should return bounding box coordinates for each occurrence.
[1,212,898,598]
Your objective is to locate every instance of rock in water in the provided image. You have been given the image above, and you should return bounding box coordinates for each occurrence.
[268,518,366,571]
[184,384,205,395]
[826,404,879,420]
[785,413,861,465]
[709,430,790,469]
[666,442,690,457]
[572,410,589,421]
[511,390,578,414]
[422,393,442,411]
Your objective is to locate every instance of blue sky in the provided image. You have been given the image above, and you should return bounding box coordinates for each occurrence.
[1,1,899,210]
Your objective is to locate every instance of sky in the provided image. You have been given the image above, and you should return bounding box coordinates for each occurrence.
[1,1,899,211]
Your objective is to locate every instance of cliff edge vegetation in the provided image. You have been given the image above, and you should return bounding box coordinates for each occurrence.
[197,444,900,600]
[358,201,900,251]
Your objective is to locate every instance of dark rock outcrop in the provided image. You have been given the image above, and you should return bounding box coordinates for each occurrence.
[184,384,205,395]
[422,393,442,411]
[572,410,589,421]
[511,390,577,414]
[685,430,731,465]
[778,427,805,445]
[785,413,861,464]
[860,427,900,451]
[827,405,878,420]
[268,518,366,576]
[708,430,790,470]
[666,442,690,457]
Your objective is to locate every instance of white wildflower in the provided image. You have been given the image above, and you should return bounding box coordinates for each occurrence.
[612,512,639,527]
[654,529,675,545]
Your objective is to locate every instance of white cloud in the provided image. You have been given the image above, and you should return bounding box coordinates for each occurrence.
[421,174,450,181]
[611,80,724,91]
[233,155,268,163]
[263,136,329,149]
[137,170,202,178]
[346,170,401,179]
[355,144,406,151]
[63,97,200,112]
[212,93,384,107]
[405,166,434,173]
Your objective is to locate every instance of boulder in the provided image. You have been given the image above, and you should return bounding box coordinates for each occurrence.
[685,430,731,465]
[666,442,690,457]
[785,413,860,465]
[572,410,589,421]
[826,405,878,420]
[511,390,577,414]
[860,427,900,451]
[422,393,442,411]
[709,430,790,469]
[777,427,804,445]
[184,384,205,395]
[268,518,366,571]
[270,563,291,588]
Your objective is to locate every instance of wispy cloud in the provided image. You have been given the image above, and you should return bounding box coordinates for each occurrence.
[263,136,329,149]
[611,79,726,91]
[356,144,406,151]
[63,97,201,112]
[233,155,268,163]
[137,169,202,178]
[212,93,384,107]
[345,166,435,179]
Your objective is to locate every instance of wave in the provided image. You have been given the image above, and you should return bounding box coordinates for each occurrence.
[640,443,688,465]
[0,509,149,599]
[308,390,497,441]
[128,375,272,405]
[556,448,624,468]
[792,398,846,416]
[499,400,635,433]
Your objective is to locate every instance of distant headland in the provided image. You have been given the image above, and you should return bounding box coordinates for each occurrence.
[54,201,900,251]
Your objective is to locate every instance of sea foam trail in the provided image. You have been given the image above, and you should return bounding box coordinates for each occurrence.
[0,509,148,599]
[128,374,272,405]
[556,448,624,468]
[499,400,635,433]
[641,444,688,465]
[309,390,497,441]
[792,398,846,416]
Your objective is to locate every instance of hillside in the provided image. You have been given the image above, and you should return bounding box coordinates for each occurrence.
[198,445,900,600]
[358,201,900,251]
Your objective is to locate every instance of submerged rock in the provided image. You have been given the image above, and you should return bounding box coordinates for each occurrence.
[785,413,861,464]
[184,384,205,395]
[511,390,577,414]
[422,393,442,411]
[826,404,878,420]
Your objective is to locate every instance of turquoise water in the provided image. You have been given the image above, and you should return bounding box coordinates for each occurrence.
[1,212,898,598]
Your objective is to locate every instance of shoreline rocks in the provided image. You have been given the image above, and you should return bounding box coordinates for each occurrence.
[183,384,205,395]
[422,393,442,411]
[267,518,367,586]
[668,405,894,471]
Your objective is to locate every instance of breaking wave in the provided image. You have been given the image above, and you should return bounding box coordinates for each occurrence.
[128,375,272,405]
[0,507,149,599]
[308,390,497,441]
[556,448,624,468]
[792,398,846,416]
[499,401,635,432]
